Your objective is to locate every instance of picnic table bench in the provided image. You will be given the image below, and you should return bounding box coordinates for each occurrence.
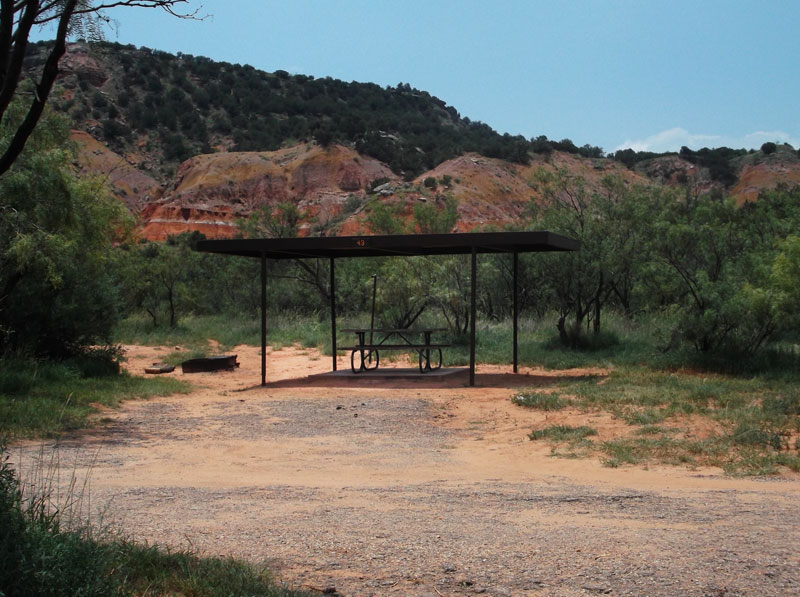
[341,328,450,373]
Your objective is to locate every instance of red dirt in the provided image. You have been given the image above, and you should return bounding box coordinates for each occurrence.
[12,345,800,596]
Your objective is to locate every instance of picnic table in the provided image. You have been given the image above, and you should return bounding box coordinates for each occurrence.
[341,328,450,373]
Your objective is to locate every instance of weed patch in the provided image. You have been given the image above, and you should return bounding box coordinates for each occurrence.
[515,365,800,475]
[512,391,569,410]
[0,358,189,438]
[529,425,597,441]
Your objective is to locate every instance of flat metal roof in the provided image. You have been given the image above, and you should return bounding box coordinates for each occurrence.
[195,230,579,259]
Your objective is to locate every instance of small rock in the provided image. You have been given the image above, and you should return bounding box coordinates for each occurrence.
[442,563,457,573]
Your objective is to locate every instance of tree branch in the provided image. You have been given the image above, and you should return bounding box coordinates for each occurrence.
[31,1,202,24]
[1,1,205,176]
[0,0,76,176]
[0,0,16,91]
[0,0,37,120]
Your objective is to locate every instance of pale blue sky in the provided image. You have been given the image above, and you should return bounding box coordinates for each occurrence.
[37,1,800,153]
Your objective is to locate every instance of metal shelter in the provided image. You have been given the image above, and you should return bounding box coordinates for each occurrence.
[195,231,579,386]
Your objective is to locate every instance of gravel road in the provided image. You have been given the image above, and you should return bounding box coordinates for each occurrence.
[12,346,800,596]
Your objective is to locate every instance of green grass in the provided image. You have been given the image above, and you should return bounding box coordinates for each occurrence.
[0,443,309,596]
[527,425,598,460]
[116,313,330,353]
[116,310,662,369]
[514,367,800,474]
[105,540,308,596]
[598,436,721,468]
[116,313,264,350]
[512,391,569,410]
[528,425,597,441]
[635,424,674,436]
[0,358,189,438]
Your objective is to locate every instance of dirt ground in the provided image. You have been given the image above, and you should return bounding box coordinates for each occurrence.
[12,345,800,596]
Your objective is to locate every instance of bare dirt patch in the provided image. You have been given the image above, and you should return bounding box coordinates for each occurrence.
[12,345,800,596]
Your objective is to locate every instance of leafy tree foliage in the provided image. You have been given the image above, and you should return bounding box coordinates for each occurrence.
[0,0,198,176]
[525,166,800,354]
[366,201,409,235]
[0,101,129,356]
[239,202,300,239]
[609,148,664,169]
[677,146,747,187]
[761,142,777,155]
[413,195,458,234]
[526,169,642,346]
[117,237,200,328]
[770,234,800,334]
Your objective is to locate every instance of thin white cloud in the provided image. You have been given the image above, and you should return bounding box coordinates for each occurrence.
[614,128,799,153]
[740,130,799,148]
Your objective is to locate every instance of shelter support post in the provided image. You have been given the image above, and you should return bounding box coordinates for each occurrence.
[470,247,477,386]
[260,253,267,386]
[513,251,519,373]
[330,257,337,371]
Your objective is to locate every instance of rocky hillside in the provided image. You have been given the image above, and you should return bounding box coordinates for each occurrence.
[140,144,396,240]
[25,41,800,240]
[139,143,651,240]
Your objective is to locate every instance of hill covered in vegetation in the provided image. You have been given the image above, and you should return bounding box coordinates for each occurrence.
[21,40,800,240]
[27,40,546,180]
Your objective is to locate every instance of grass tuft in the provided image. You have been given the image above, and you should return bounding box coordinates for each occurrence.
[528,425,597,441]
[512,392,568,410]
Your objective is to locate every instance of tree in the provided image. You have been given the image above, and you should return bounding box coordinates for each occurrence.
[761,142,777,155]
[526,168,621,346]
[641,187,793,354]
[0,99,129,355]
[366,200,408,235]
[239,202,300,239]
[0,0,199,176]
[118,237,197,328]
[239,202,333,305]
[770,235,800,334]
[413,194,458,234]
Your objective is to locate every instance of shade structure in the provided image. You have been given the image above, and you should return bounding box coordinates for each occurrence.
[195,231,579,385]
[195,231,578,259]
